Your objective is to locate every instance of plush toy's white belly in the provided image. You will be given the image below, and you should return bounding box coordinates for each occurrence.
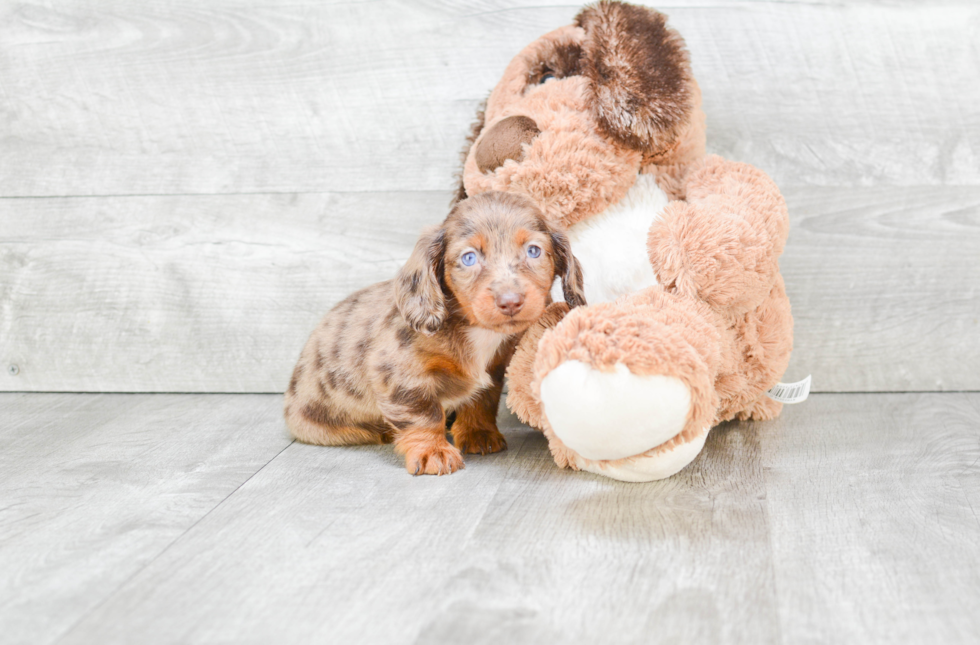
[551,173,669,305]
[541,174,703,482]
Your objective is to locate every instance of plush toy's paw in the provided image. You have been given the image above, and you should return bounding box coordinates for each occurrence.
[531,293,721,482]
[684,156,789,248]
[545,436,581,471]
[540,361,691,461]
[538,361,707,482]
[735,395,783,421]
[571,426,710,482]
[648,155,790,316]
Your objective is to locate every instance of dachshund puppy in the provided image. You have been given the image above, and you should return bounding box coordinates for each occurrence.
[284,191,586,475]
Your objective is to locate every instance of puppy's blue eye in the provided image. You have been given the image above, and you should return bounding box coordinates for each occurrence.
[461,251,477,266]
[527,245,542,259]
[540,73,556,84]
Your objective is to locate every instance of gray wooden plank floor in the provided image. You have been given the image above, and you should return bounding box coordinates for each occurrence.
[2,392,978,644]
[0,394,292,643]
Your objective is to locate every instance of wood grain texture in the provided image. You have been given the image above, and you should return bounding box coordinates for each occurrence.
[2,0,977,392]
[765,393,980,643]
[781,185,980,392]
[2,187,977,393]
[52,396,784,645]
[0,191,447,392]
[0,393,293,645]
[0,1,976,197]
[2,392,976,644]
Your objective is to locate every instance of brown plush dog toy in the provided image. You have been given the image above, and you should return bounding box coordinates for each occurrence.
[457,0,794,481]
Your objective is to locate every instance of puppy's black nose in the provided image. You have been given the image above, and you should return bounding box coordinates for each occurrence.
[495,292,525,316]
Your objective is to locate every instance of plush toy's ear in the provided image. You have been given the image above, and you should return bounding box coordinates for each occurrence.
[394,225,448,334]
[549,229,587,309]
[576,1,693,154]
[452,97,488,205]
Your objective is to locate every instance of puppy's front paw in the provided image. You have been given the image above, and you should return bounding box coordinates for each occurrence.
[403,442,465,476]
[454,428,508,455]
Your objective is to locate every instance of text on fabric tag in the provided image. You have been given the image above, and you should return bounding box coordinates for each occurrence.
[765,375,811,404]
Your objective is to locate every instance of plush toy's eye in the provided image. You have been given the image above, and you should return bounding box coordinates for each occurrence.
[539,73,556,84]
[461,251,478,266]
[527,244,542,258]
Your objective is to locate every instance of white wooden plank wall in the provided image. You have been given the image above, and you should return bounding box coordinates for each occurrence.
[1,0,978,392]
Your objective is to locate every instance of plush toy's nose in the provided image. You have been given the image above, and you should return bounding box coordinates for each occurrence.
[495,292,525,317]
[475,116,541,173]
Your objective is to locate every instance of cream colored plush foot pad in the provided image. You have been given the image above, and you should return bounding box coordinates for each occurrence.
[573,427,708,482]
[539,361,691,462]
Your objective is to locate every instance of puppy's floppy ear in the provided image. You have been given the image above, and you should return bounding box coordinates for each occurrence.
[576,1,693,154]
[549,229,587,309]
[394,225,448,335]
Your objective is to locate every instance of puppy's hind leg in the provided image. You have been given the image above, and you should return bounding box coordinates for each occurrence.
[285,406,391,446]
[284,391,392,446]
[284,350,393,445]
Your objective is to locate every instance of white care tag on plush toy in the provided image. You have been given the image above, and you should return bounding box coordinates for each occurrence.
[765,375,811,404]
